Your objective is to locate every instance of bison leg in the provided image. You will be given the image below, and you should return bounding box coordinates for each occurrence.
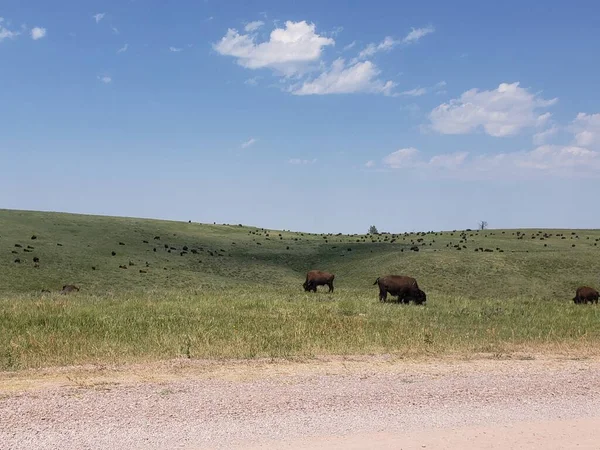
[379,289,387,302]
[327,281,334,293]
[312,283,318,293]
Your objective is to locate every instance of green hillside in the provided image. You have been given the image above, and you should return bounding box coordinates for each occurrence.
[1,209,598,298]
[1,209,599,370]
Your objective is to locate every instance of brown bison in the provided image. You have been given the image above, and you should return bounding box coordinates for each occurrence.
[303,270,335,293]
[573,286,599,304]
[374,275,426,305]
[60,284,80,294]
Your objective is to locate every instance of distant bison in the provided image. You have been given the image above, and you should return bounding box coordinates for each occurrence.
[374,275,426,305]
[303,270,335,293]
[60,284,79,294]
[573,286,599,304]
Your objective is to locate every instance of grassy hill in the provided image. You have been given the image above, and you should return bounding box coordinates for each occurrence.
[1,209,599,297]
[1,209,599,370]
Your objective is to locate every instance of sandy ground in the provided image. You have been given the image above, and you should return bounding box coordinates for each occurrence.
[1,354,599,449]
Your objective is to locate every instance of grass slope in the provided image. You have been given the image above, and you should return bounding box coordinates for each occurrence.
[1,209,599,370]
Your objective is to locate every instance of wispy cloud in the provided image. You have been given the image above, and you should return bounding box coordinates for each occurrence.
[169,46,183,52]
[398,87,427,97]
[93,13,106,24]
[356,36,398,60]
[353,25,434,62]
[112,26,119,35]
[343,40,356,51]
[380,124,600,179]
[244,76,261,86]
[30,27,47,40]
[571,112,600,149]
[0,18,20,42]
[365,160,376,168]
[97,75,112,84]
[397,81,446,97]
[241,138,257,149]
[289,158,317,165]
[117,43,128,54]
[533,125,559,145]
[244,20,264,32]
[402,26,435,44]
[291,58,395,96]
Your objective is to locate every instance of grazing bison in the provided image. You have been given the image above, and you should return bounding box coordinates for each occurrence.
[303,270,335,293]
[573,286,599,304]
[374,275,426,305]
[60,284,80,294]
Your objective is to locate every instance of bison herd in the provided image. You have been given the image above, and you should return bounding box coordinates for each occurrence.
[303,270,598,306]
[304,270,426,304]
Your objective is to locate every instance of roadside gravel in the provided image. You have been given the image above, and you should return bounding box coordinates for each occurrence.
[1,355,599,449]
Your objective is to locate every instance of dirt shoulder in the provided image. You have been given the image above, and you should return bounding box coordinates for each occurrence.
[1,354,599,449]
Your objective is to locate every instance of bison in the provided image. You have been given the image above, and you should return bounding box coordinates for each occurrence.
[60,284,80,295]
[573,286,599,304]
[303,270,335,293]
[374,275,426,305]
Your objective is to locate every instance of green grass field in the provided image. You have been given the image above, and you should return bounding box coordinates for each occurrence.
[1,209,599,370]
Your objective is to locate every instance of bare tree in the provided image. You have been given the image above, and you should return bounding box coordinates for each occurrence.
[479,220,488,231]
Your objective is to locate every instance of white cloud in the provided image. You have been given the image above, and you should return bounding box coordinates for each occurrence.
[356,36,397,60]
[117,43,128,54]
[30,27,46,40]
[289,158,317,165]
[571,113,600,149]
[244,21,264,32]
[291,58,394,96]
[382,145,600,178]
[365,160,376,168]
[510,145,599,171]
[241,138,257,149]
[429,82,557,137]
[112,26,119,35]
[402,26,435,44]
[213,20,334,76]
[98,75,112,84]
[0,18,20,42]
[169,46,183,52]
[93,13,106,24]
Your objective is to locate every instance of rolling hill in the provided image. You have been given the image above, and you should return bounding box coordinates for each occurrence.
[0,209,598,299]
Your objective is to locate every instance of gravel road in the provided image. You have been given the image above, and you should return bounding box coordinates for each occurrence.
[1,355,599,449]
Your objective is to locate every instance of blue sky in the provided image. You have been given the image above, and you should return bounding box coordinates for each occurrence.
[2,0,600,233]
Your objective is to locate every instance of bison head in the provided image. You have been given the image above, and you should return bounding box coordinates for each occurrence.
[414,289,427,305]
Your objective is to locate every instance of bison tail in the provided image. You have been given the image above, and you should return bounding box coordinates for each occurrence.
[373,277,380,285]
